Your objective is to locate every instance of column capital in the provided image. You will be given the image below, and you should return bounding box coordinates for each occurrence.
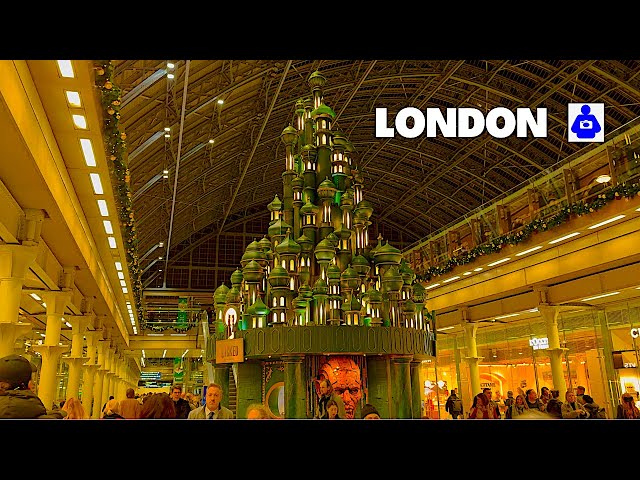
[41,290,72,315]
[0,244,39,279]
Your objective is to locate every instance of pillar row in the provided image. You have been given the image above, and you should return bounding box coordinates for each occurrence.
[539,304,569,399]
[462,314,482,397]
[62,315,90,401]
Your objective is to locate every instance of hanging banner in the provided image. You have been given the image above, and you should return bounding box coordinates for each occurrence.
[176,297,189,328]
[173,357,184,383]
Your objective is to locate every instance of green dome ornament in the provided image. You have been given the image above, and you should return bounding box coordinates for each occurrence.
[214,284,230,305]
[268,264,290,288]
[230,268,244,286]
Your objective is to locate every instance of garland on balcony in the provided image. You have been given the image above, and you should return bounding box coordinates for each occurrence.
[93,60,144,320]
[415,182,640,282]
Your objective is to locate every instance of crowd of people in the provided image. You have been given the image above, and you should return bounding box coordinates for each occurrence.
[3,353,639,420]
[443,383,636,419]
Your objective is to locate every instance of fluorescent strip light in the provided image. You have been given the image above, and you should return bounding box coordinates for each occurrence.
[56,60,74,78]
[182,349,189,358]
[462,271,472,276]
[495,313,520,320]
[528,308,539,313]
[587,215,626,229]
[636,207,640,212]
[65,322,72,328]
[473,267,483,272]
[133,327,138,334]
[117,271,125,279]
[30,293,42,301]
[115,261,122,271]
[108,237,117,249]
[515,245,543,256]
[89,173,103,194]
[437,326,454,331]
[442,276,460,283]
[120,280,127,287]
[122,287,128,294]
[72,114,87,129]
[425,283,440,290]
[141,349,145,358]
[41,303,46,308]
[170,333,187,337]
[65,90,81,107]
[147,333,164,336]
[582,292,620,301]
[487,257,511,267]
[97,200,109,216]
[79,139,96,166]
[103,220,113,234]
[548,232,580,244]
[162,350,167,358]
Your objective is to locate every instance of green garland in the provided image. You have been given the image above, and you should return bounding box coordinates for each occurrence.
[94,61,144,324]
[415,183,640,282]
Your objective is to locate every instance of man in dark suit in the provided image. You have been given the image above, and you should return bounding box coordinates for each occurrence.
[188,383,234,419]
[170,384,192,419]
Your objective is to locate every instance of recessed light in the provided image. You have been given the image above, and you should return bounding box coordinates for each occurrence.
[108,237,117,249]
[72,114,87,129]
[79,139,96,167]
[103,220,113,234]
[425,283,440,290]
[548,232,580,244]
[587,215,626,229]
[595,174,611,183]
[65,91,81,107]
[487,257,510,267]
[515,246,543,256]
[97,200,109,217]
[115,261,122,271]
[89,173,103,194]
[56,60,74,78]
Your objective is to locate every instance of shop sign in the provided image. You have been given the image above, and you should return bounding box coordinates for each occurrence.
[215,338,244,364]
[529,337,549,350]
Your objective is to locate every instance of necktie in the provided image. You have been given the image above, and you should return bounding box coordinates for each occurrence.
[208,411,214,419]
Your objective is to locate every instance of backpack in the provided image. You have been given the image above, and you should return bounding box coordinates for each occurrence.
[451,398,463,413]
[504,398,514,419]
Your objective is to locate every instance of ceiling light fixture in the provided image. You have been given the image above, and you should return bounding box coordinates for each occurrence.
[89,173,103,194]
[79,139,96,166]
[487,257,511,267]
[56,60,74,78]
[582,291,620,301]
[442,276,460,283]
[97,200,109,217]
[587,215,626,229]
[595,174,611,183]
[72,114,87,129]
[167,73,175,79]
[65,91,82,107]
[548,232,580,244]
[515,245,543,256]
[425,283,440,290]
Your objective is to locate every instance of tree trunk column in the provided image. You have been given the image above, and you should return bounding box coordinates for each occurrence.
[410,359,422,418]
[282,354,306,419]
[390,355,413,419]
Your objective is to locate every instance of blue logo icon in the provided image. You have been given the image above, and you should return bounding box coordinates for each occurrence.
[567,103,604,142]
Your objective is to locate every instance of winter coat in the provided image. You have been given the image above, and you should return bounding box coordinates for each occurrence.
[545,398,563,419]
[173,398,192,419]
[0,388,64,419]
[119,398,142,419]
[561,401,588,419]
